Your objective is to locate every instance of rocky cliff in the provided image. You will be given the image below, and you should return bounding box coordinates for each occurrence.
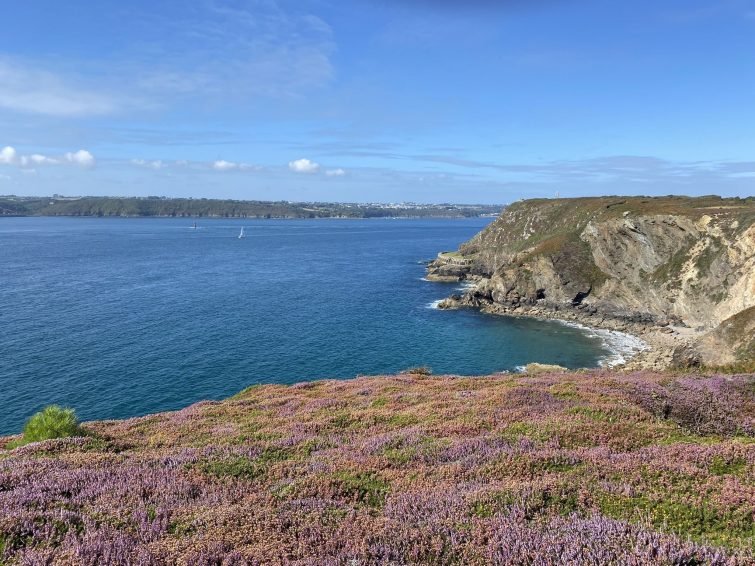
[428,195,755,368]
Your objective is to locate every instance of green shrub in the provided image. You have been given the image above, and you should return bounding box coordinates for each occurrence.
[195,448,292,480]
[709,456,747,476]
[197,456,265,480]
[11,405,82,447]
[401,366,432,376]
[331,471,390,507]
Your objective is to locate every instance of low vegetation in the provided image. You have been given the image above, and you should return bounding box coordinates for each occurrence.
[0,371,752,563]
[6,405,83,449]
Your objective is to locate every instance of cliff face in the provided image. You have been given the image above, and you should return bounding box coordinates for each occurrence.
[428,196,755,367]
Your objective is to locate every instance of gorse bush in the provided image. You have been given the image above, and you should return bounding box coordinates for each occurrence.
[13,405,82,447]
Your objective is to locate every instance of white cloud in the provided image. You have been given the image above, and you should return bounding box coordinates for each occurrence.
[130,158,258,172]
[0,146,17,164]
[1,145,95,169]
[325,168,346,177]
[65,150,96,168]
[21,154,59,166]
[132,159,164,170]
[0,59,119,117]
[289,158,321,174]
[211,160,259,172]
[212,160,239,171]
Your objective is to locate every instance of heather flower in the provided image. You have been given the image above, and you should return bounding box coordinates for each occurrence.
[0,370,752,563]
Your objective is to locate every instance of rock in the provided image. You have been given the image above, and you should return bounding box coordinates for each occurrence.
[671,346,702,369]
[523,363,568,375]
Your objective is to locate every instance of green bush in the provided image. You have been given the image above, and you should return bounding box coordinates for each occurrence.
[331,471,390,507]
[11,405,82,447]
[401,366,432,376]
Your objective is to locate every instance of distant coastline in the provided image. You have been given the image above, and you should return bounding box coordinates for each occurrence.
[0,195,503,219]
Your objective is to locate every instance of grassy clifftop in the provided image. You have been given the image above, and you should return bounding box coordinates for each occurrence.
[1,370,753,564]
[462,195,754,275]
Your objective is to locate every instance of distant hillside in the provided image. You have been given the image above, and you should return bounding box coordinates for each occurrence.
[428,195,755,368]
[0,196,502,219]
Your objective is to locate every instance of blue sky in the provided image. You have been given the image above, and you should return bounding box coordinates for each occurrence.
[1,0,754,203]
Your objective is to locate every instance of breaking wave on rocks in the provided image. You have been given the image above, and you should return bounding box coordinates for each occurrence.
[455,280,477,292]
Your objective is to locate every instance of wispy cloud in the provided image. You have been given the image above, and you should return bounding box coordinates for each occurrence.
[107,127,238,147]
[0,2,335,119]
[402,153,755,184]
[21,154,60,166]
[131,159,165,170]
[0,58,120,117]
[128,2,335,104]
[128,156,261,172]
[325,168,346,177]
[211,159,259,172]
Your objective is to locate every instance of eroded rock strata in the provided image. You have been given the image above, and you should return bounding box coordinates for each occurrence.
[428,195,755,369]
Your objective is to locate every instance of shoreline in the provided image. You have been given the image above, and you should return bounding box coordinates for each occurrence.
[551,319,649,368]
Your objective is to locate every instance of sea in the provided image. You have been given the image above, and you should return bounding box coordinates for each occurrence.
[0,217,624,434]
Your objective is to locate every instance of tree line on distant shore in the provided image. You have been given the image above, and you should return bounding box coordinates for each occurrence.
[0,196,502,219]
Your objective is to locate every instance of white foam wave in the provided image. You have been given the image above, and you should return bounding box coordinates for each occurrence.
[456,281,477,292]
[556,320,648,367]
[426,299,444,310]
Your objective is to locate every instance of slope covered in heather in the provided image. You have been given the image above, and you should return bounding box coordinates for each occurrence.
[1,370,753,564]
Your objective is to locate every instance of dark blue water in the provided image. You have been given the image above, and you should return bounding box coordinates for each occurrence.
[0,217,610,434]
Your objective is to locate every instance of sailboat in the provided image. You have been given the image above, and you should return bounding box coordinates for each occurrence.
[238,227,245,239]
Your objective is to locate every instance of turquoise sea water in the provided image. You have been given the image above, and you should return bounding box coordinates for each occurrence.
[0,217,611,434]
